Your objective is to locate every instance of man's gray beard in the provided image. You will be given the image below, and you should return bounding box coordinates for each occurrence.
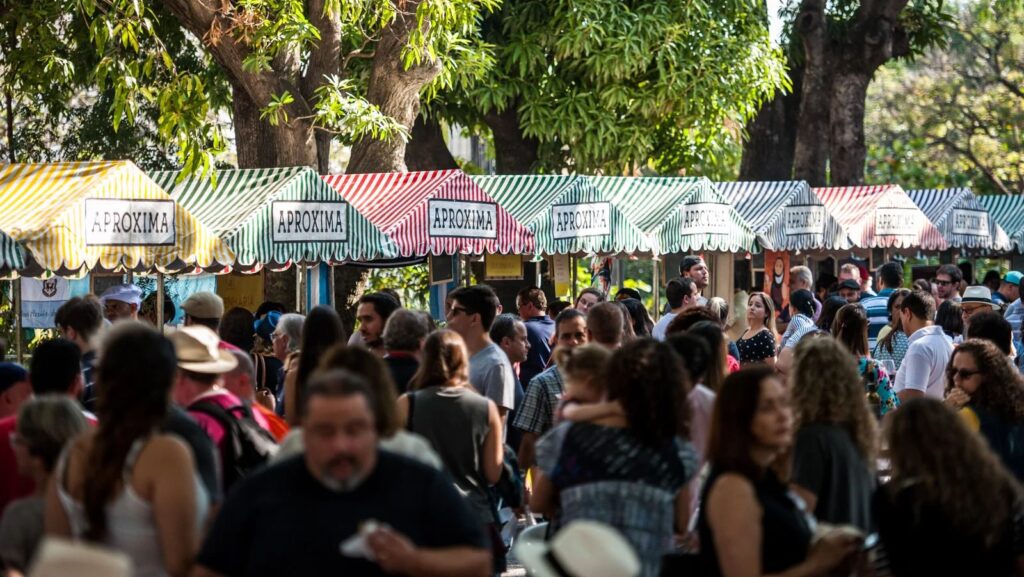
[319,469,367,493]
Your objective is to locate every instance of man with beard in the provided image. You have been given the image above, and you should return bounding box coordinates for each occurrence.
[681,255,709,306]
[355,293,400,357]
[194,369,490,577]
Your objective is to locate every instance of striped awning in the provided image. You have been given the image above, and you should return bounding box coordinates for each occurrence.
[717,181,852,251]
[151,167,399,270]
[0,162,234,274]
[815,185,947,251]
[593,176,758,254]
[907,188,1012,251]
[0,231,24,271]
[978,194,1024,252]
[322,170,534,257]
[474,174,652,255]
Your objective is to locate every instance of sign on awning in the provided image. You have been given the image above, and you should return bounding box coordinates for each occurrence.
[84,199,176,246]
[428,200,498,239]
[552,202,612,240]
[271,201,348,243]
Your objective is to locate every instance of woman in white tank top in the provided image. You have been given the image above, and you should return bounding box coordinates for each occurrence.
[45,322,205,577]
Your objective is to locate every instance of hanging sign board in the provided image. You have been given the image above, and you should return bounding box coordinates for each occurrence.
[784,205,826,236]
[951,209,989,237]
[552,202,611,240]
[271,201,348,242]
[217,272,265,313]
[427,200,497,239]
[430,255,457,285]
[875,208,919,237]
[681,203,730,236]
[485,253,523,280]
[84,199,176,246]
[20,277,71,329]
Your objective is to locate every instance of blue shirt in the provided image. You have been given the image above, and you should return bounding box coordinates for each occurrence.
[861,288,895,351]
[520,316,555,387]
[1006,299,1024,347]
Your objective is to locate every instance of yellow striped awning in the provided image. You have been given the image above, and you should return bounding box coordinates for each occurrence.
[0,161,235,274]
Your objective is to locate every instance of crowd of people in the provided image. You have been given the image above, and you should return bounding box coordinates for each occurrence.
[1,254,1024,577]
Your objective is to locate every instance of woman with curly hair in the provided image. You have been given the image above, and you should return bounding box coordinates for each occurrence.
[944,339,1024,479]
[533,339,698,577]
[788,337,878,531]
[874,398,1024,576]
[831,303,900,418]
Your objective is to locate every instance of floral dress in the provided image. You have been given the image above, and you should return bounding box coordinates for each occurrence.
[859,356,899,418]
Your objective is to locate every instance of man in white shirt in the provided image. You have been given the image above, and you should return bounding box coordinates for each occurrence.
[653,278,696,341]
[894,290,953,401]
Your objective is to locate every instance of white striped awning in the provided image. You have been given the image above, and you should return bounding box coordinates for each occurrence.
[907,188,1011,251]
[717,181,852,251]
[322,170,535,257]
[978,194,1024,252]
[0,161,234,274]
[151,167,399,270]
[815,184,947,251]
[593,176,758,254]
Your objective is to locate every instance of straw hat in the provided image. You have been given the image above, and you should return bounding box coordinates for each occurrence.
[962,286,1000,310]
[514,521,640,577]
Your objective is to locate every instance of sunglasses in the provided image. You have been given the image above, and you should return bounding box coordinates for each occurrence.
[948,368,983,379]
[934,279,954,286]
[448,306,470,317]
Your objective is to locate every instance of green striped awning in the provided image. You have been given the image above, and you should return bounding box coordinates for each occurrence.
[0,231,24,271]
[473,174,654,255]
[978,194,1024,252]
[592,176,758,254]
[151,167,399,270]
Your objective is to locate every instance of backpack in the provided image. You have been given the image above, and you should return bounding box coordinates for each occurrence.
[188,400,279,490]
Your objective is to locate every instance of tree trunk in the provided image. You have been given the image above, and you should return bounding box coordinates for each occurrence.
[405,114,459,171]
[485,102,539,174]
[348,2,442,173]
[232,83,281,169]
[740,67,803,180]
[793,0,832,186]
[828,71,872,185]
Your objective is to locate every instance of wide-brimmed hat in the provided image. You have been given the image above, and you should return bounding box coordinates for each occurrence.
[962,285,1000,310]
[171,325,238,374]
[514,521,640,577]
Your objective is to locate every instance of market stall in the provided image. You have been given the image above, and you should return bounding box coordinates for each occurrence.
[907,188,1011,252]
[815,184,947,253]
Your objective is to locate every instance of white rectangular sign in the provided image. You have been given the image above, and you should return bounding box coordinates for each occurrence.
[681,203,731,236]
[271,201,348,242]
[784,205,826,236]
[951,209,989,237]
[552,202,611,240]
[875,208,919,236]
[428,200,497,239]
[84,199,176,246]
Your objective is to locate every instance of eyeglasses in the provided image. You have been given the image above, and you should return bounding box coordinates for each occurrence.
[447,306,470,317]
[934,279,954,286]
[949,368,983,380]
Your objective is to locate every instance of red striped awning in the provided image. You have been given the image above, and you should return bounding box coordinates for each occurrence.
[321,170,535,257]
[814,185,947,251]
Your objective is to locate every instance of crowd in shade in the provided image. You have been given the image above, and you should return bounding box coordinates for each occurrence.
[2,254,1024,577]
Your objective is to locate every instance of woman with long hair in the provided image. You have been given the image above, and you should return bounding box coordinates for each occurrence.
[698,367,859,577]
[789,338,877,530]
[944,339,1024,479]
[816,295,848,333]
[935,300,964,340]
[45,322,204,577]
[687,320,730,393]
[875,398,1024,576]
[395,330,505,571]
[873,288,912,371]
[284,306,345,425]
[831,303,900,418]
[532,339,697,577]
[621,298,654,338]
[736,292,777,367]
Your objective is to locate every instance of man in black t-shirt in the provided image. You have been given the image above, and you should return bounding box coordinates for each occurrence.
[194,369,490,577]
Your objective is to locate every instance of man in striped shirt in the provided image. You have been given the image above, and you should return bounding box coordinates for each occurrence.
[861,261,904,350]
[1003,272,1024,352]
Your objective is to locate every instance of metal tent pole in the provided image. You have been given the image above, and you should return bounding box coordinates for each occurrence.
[652,257,661,321]
[295,263,304,314]
[14,278,22,363]
[156,272,165,334]
[328,264,336,309]
[570,255,578,302]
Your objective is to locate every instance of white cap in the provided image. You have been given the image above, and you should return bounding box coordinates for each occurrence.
[99,284,143,308]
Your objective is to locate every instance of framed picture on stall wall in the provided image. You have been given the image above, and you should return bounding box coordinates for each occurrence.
[762,251,790,322]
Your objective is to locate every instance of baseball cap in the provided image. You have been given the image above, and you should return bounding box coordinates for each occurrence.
[181,291,224,320]
[171,325,238,374]
[0,363,27,393]
[254,310,282,342]
[1004,271,1023,287]
[99,284,142,308]
[838,279,861,291]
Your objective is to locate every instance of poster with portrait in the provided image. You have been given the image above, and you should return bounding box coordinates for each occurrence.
[762,251,790,322]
